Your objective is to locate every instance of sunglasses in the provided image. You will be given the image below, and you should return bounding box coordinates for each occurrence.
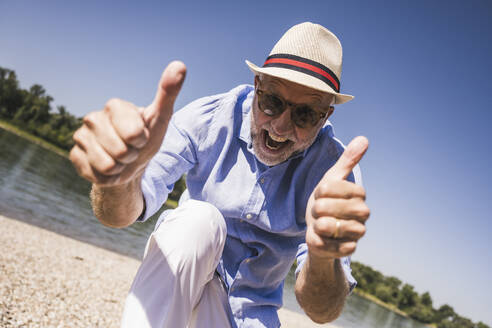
[255,88,330,128]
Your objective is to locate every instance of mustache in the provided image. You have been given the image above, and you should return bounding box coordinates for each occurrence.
[262,126,296,142]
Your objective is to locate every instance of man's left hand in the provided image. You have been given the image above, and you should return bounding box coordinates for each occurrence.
[305,136,370,260]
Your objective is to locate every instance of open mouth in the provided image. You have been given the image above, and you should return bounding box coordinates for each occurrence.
[264,130,291,150]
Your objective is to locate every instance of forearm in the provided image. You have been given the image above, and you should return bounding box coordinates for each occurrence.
[90,175,144,228]
[295,254,349,323]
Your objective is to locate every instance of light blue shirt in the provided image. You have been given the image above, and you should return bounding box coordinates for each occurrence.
[140,84,358,328]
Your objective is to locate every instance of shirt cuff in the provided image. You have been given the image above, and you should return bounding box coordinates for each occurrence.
[295,244,357,293]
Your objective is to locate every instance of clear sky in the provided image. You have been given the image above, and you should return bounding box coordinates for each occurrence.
[1,0,491,325]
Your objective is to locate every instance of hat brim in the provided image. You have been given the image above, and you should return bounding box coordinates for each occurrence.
[245,60,354,105]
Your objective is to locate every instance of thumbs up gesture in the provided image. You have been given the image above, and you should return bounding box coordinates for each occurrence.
[305,136,370,260]
[70,61,187,186]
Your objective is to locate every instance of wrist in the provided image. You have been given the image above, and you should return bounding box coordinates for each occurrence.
[307,251,337,267]
[90,175,144,228]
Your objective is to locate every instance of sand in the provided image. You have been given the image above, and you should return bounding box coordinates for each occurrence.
[0,215,336,328]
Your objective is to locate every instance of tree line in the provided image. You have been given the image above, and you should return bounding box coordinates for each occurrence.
[0,66,489,328]
[0,66,187,200]
[0,66,82,150]
[351,261,489,328]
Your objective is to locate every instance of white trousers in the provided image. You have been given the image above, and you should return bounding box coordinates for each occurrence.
[121,200,232,328]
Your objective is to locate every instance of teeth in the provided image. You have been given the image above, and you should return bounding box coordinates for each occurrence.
[268,132,288,142]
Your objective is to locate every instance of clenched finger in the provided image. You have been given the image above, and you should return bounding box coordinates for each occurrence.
[83,111,139,164]
[104,98,149,148]
[311,198,370,222]
[315,179,366,200]
[307,228,357,258]
[73,126,124,176]
[313,217,366,240]
[69,146,119,185]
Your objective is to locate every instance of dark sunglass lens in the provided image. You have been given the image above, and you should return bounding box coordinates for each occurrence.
[263,94,283,115]
[293,106,317,128]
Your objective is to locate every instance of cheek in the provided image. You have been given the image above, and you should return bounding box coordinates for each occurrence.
[293,127,319,148]
[252,106,272,129]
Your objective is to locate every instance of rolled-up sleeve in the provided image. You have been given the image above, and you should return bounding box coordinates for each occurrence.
[138,95,222,221]
[295,243,357,293]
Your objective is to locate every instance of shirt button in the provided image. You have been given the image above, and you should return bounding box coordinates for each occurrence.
[245,258,251,263]
[246,213,252,219]
[260,178,265,184]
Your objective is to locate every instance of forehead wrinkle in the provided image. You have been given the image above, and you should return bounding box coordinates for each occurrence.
[259,75,332,107]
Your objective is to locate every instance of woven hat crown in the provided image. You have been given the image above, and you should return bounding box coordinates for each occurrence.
[270,22,343,80]
[245,22,353,104]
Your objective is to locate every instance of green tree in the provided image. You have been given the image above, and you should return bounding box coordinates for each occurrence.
[384,276,401,305]
[0,67,24,119]
[351,261,384,294]
[374,284,393,303]
[420,291,432,307]
[451,315,474,328]
[434,304,455,323]
[398,284,418,311]
[409,303,435,324]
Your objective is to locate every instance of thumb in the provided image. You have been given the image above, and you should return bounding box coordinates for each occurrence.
[326,136,369,180]
[144,60,187,127]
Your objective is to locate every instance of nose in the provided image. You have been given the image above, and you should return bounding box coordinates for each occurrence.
[270,107,294,136]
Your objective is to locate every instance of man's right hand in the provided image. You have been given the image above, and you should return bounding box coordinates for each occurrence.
[70,61,186,186]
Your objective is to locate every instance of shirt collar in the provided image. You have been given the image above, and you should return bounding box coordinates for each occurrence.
[237,87,254,146]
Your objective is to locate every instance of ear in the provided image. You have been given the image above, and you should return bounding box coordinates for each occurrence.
[254,75,260,89]
[321,106,335,125]
[326,106,335,119]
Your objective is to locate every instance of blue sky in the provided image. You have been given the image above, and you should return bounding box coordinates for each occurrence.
[1,0,491,325]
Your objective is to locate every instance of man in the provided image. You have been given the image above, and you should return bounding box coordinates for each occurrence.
[70,22,370,328]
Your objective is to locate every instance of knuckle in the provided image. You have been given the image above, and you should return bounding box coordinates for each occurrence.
[98,157,118,175]
[358,204,370,220]
[72,129,83,144]
[105,98,121,111]
[121,123,145,144]
[311,201,323,217]
[306,233,321,249]
[72,128,90,149]
[352,201,370,219]
[359,224,367,237]
[83,111,98,125]
[69,147,79,163]
[354,185,366,199]
[353,224,366,238]
[313,218,328,234]
[112,144,130,161]
[341,242,357,256]
[315,183,329,198]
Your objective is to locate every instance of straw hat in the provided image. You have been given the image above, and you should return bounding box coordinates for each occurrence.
[246,22,353,104]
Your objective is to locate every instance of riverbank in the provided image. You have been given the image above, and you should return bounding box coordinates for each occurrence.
[0,215,336,328]
[352,289,408,318]
[0,123,179,210]
[0,120,69,158]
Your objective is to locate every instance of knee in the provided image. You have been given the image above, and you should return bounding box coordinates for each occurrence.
[152,200,226,268]
[180,200,226,244]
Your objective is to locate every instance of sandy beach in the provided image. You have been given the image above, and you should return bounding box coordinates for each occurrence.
[0,215,336,328]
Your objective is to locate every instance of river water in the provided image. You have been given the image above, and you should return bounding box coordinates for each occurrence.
[0,128,428,328]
